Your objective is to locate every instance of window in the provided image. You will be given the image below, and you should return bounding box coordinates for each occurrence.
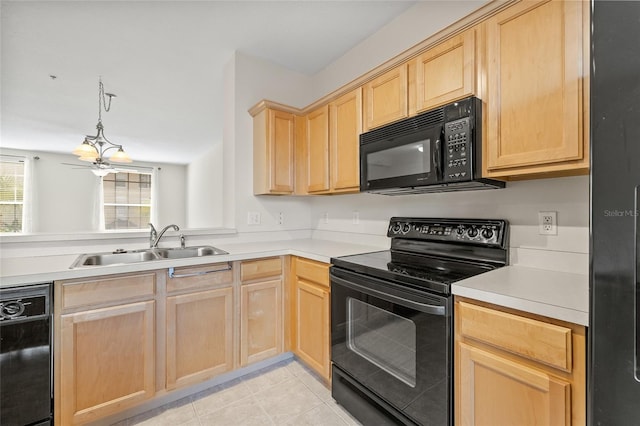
[0,159,25,232]
[103,172,152,230]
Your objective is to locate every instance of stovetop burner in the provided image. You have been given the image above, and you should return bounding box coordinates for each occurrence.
[331,217,509,295]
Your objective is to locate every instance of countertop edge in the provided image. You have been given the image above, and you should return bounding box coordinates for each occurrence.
[451,284,589,326]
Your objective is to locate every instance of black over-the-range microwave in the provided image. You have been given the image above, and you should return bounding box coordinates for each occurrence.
[359,96,505,194]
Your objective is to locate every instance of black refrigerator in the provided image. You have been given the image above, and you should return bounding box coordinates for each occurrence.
[590,1,640,424]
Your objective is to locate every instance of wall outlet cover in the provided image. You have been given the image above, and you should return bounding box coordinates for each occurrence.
[538,211,557,235]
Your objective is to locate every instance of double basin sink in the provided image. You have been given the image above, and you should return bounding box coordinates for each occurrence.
[70,245,228,268]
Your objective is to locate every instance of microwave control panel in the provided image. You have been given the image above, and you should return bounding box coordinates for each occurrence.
[444,117,472,181]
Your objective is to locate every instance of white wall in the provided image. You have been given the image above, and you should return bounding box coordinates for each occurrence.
[187,144,223,228]
[310,1,490,99]
[0,148,187,233]
[224,51,315,233]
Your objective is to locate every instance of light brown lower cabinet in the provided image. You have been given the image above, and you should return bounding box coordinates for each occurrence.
[56,273,158,425]
[240,279,283,365]
[166,286,234,390]
[290,257,331,381]
[239,257,284,366]
[53,256,318,424]
[454,297,585,426]
[165,263,236,390]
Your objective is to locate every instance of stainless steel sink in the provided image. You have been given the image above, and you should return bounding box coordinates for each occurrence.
[70,246,228,268]
[154,246,228,259]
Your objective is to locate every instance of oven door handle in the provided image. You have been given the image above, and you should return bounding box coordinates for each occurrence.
[331,274,446,316]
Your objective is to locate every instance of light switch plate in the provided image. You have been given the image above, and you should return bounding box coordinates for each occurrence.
[247,211,261,225]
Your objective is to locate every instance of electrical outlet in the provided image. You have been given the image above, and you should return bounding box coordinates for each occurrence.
[247,211,261,225]
[323,212,329,224]
[538,211,557,235]
[352,211,360,225]
[278,212,284,225]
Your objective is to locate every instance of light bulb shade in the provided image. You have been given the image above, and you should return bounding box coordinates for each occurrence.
[109,147,132,163]
[73,140,98,157]
[79,153,98,162]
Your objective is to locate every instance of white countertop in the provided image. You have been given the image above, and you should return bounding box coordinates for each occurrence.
[1,239,589,326]
[452,265,589,326]
[0,239,385,288]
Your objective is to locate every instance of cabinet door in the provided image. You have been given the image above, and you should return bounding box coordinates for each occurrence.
[60,301,155,425]
[305,105,330,193]
[241,279,283,365]
[415,29,476,112]
[363,63,408,131]
[485,0,586,175]
[268,109,295,192]
[330,88,362,192]
[166,286,233,390]
[294,279,330,380]
[253,107,295,194]
[457,342,570,426]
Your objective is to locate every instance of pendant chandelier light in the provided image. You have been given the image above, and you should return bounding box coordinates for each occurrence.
[72,77,132,171]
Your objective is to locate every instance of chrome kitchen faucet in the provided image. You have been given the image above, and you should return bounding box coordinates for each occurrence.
[148,223,180,248]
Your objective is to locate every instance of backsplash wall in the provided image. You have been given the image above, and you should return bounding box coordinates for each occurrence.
[309,175,590,273]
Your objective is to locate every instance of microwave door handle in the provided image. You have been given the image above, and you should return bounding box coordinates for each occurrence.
[433,138,442,179]
[632,185,640,382]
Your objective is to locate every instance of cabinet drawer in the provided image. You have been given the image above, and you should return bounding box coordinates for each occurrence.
[61,273,156,311]
[294,257,329,287]
[240,257,282,282]
[167,263,233,293]
[458,301,572,371]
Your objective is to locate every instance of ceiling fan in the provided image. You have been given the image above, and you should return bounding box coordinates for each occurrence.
[61,159,141,176]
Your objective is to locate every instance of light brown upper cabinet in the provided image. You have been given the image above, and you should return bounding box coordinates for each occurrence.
[363,63,408,131]
[414,28,477,112]
[251,102,296,194]
[483,0,589,178]
[304,105,330,193]
[329,87,362,193]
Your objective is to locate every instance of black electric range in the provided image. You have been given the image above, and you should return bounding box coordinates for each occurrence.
[330,217,509,426]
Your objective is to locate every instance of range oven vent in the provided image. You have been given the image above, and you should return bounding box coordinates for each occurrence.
[360,108,445,145]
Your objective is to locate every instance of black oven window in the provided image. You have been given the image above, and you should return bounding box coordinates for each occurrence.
[346,297,417,387]
[366,139,430,180]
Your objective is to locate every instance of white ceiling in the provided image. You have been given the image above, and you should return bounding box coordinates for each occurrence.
[1,0,418,164]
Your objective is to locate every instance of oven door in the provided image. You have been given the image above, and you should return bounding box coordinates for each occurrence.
[360,123,444,193]
[330,267,451,425]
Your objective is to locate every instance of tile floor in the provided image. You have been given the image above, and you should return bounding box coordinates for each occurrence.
[113,359,362,426]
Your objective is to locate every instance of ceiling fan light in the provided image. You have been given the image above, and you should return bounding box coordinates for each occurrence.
[109,147,132,163]
[91,168,112,177]
[72,140,97,157]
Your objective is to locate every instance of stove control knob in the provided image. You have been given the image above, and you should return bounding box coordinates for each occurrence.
[391,222,402,234]
[456,226,465,236]
[0,301,25,319]
[402,223,411,234]
[467,227,478,238]
[482,228,494,239]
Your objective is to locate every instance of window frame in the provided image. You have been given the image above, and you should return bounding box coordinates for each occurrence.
[101,170,154,231]
[0,157,26,233]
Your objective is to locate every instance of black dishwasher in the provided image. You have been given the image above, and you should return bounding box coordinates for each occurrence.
[0,283,52,426]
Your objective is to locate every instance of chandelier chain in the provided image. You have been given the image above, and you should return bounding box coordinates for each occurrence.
[98,77,114,122]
